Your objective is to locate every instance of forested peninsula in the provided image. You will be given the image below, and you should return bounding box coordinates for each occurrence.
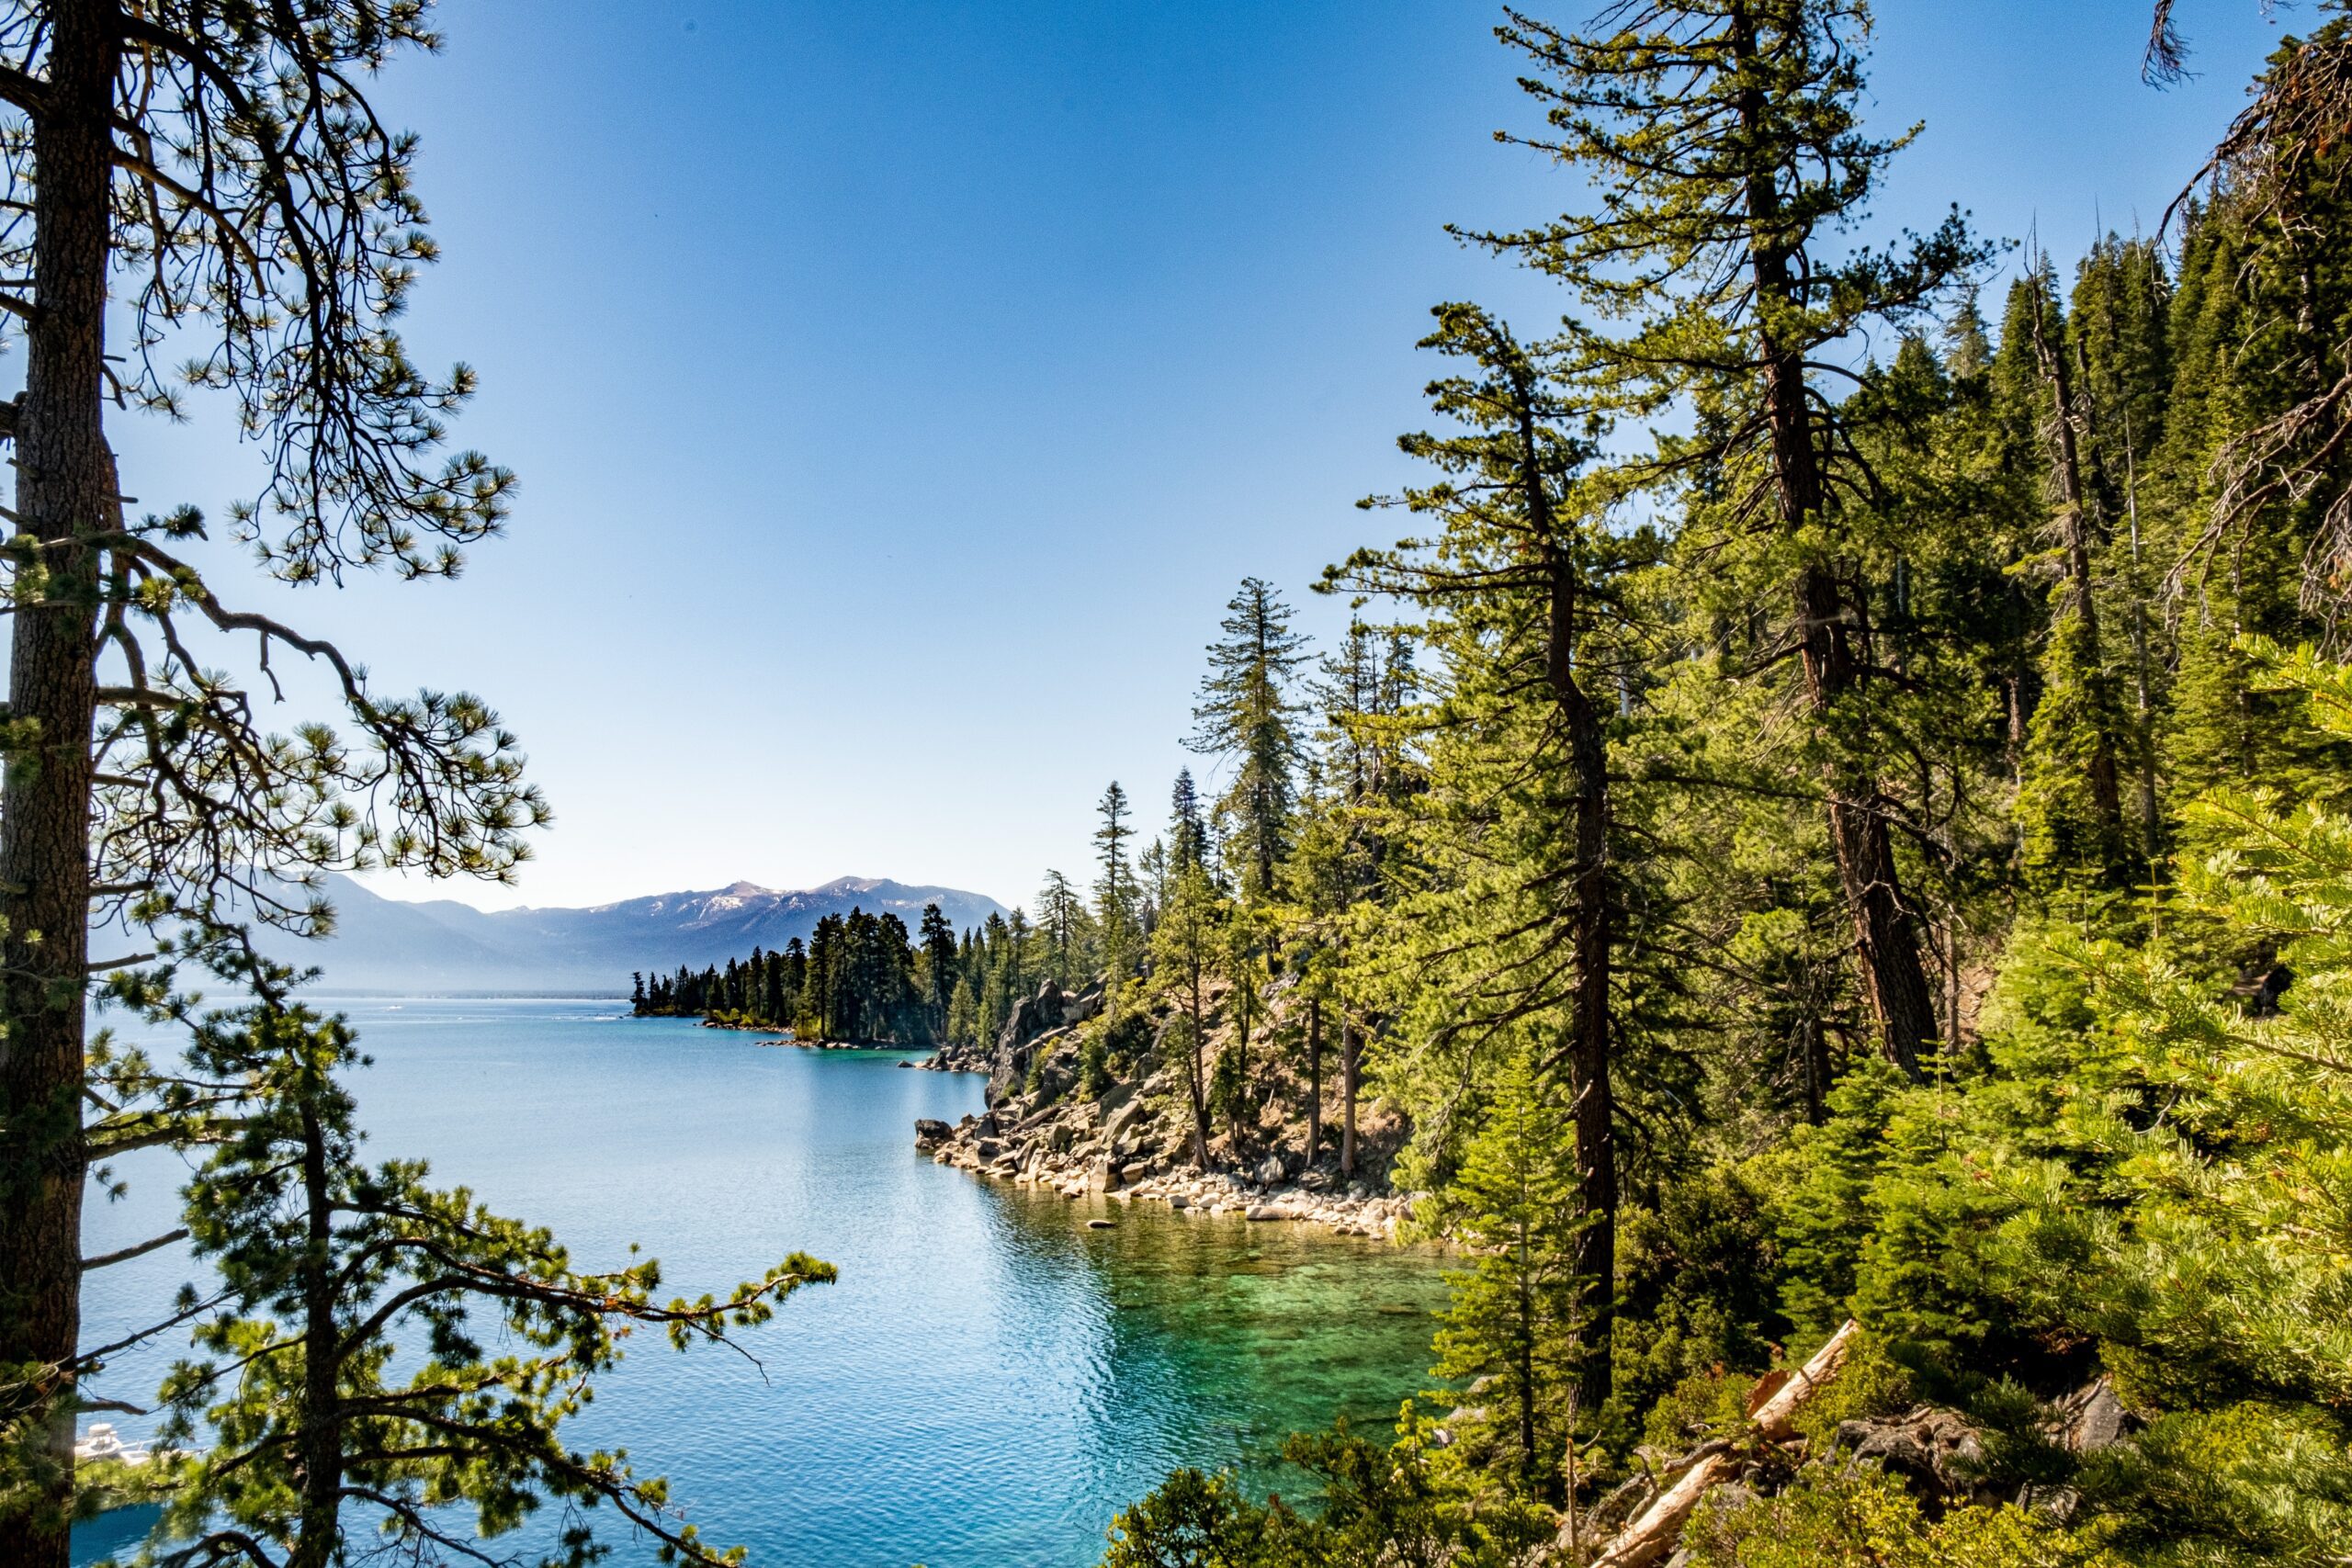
[630,903,959,1043]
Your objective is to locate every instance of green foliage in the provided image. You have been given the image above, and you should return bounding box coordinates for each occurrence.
[1189,580,1312,901]
[1100,1418,1550,1568]
[1427,1048,1588,1500]
[1609,1163,1787,1444]
[1680,1469,2122,1568]
[1153,862,1229,1167]
[1080,1028,1114,1099]
[1109,13,2352,1568]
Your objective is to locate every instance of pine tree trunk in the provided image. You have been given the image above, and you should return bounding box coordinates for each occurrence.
[1545,523,1617,1420]
[292,1087,345,1568]
[0,12,119,1561]
[1800,571,1936,1081]
[1799,1016,1827,1125]
[1732,0,1936,1079]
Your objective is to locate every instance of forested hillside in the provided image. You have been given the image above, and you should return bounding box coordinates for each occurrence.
[941,6,2352,1564]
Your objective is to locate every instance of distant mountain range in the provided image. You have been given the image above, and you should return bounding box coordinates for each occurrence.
[254,874,1010,995]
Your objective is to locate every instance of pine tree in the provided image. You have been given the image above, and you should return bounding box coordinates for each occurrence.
[1430,1045,1588,1503]
[1096,782,1139,984]
[1170,768,1211,874]
[2004,260,2138,890]
[0,13,549,1554]
[1036,870,1090,987]
[1189,580,1311,901]
[1151,863,1225,1168]
[919,903,959,1026]
[1330,302,1644,1413]
[1476,0,1986,1076]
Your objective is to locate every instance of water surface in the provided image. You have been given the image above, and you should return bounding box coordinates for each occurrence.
[74,998,1446,1568]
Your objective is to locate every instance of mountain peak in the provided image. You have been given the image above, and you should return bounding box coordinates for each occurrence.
[272,872,1010,993]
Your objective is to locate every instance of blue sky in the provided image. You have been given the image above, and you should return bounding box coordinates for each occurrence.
[107,0,2290,913]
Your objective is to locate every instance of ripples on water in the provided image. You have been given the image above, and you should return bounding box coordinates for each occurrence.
[74,998,1447,1568]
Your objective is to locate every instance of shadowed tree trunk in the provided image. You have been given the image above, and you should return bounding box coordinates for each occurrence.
[1732,0,1935,1078]
[0,11,122,1562]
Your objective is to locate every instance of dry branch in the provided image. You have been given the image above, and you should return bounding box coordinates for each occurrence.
[1577,1318,1860,1568]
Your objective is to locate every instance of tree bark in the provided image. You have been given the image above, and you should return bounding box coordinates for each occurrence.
[1521,368,1619,1420]
[0,10,121,1562]
[292,1085,344,1568]
[1730,0,1936,1078]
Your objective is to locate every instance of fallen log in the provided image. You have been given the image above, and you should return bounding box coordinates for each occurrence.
[1578,1318,1860,1568]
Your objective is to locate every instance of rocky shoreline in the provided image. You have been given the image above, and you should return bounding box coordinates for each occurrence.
[911,975,1422,1240]
[914,1084,1421,1242]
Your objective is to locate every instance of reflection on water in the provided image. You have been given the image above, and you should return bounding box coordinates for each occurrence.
[75,999,1446,1568]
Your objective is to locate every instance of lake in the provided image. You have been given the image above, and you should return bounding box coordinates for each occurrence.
[73,998,1450,1568]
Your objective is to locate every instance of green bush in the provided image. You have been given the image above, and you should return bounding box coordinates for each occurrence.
[1681,1469,2121,1568]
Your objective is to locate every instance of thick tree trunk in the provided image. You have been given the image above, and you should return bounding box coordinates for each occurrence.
[0,11,119,1562]
[1731,0,1936,1079]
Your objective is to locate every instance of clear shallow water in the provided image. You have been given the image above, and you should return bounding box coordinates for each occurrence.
[74,998,1447,1568]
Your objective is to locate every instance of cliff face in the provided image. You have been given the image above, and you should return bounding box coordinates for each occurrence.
[915,976,1106,1090]
[985,978,1107,1100]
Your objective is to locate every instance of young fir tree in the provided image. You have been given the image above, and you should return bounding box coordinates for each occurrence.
[1170,768,1211,874]
[1136,838,1168,938]
[1212,904,1272,1150]
[2002,261,2139,891]
[1151,862,1225,1169]
[1188,580,1311,901]
[1430,1044,1588,1505]
[1475,0,1986,1077]
[153,997,833,1568]
[1096,783,1140,987]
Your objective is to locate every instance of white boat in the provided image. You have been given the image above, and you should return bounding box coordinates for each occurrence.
[74,1423,153,1465]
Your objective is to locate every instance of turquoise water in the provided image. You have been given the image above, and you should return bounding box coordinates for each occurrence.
[73,998,1447,1568]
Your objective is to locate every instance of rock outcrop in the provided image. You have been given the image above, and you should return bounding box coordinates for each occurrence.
[916,1079,1420,1239]
[1832,1405,1995,1506]
[917,972,1413,1238]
